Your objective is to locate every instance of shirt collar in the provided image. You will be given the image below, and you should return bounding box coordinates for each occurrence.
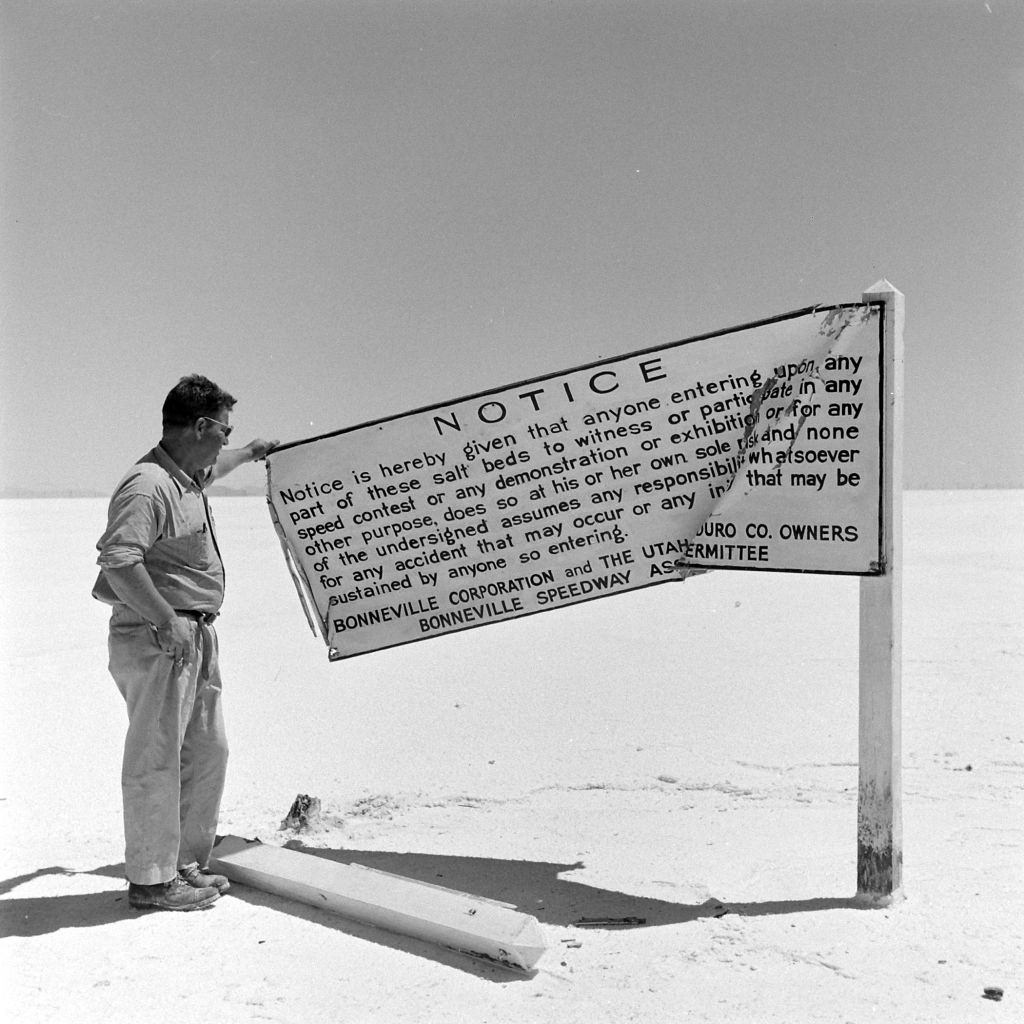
[153,443,207,493]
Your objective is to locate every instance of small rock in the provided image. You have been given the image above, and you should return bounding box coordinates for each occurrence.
[657,774,679,784]
[280,793,321,831]
[983,987,1003,1002]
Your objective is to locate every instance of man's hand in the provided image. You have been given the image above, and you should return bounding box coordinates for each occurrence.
[245,438,279,461]
[211,437,280,479]
[154,615,194,668]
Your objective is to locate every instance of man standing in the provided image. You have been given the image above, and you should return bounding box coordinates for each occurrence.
[93,375,277,911]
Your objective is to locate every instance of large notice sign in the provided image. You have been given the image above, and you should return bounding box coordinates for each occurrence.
[266,302,885,659]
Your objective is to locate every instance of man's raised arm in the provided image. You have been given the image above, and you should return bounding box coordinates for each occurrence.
[211,438,278,480]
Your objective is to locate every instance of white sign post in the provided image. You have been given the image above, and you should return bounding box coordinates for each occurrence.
[856,280,904,903]
[210,835,547,971]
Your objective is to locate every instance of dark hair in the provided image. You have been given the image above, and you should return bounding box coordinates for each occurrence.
[161,375,237,429]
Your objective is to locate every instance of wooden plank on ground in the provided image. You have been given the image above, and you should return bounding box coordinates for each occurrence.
[210,835,547,971]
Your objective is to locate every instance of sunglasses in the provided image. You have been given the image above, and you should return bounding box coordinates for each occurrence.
[201,416,233,439]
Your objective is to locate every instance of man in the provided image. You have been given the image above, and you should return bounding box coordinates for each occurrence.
[93,375,277,911]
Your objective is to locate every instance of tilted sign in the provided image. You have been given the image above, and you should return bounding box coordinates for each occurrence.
[266,302,884,659]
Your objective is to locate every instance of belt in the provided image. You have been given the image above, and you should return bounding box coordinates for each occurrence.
[175,609,219,624]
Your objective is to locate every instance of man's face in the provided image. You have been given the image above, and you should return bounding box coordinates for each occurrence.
[196,406,232,468]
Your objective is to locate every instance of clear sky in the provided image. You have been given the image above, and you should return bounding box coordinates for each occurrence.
[2,0,1021,494]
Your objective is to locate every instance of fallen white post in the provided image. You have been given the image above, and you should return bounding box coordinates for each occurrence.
[210,835,547,971]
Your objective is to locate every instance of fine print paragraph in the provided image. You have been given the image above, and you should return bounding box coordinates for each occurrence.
[267,304,883,658]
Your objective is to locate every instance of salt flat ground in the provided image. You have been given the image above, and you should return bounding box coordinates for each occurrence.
[1,491,1021,1024]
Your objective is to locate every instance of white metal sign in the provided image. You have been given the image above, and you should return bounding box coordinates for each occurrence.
[266,302,884,659]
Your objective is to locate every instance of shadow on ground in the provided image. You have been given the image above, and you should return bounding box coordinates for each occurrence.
[0,863,131,938]
[284,841,867,929]
[0,860,536,982]
[0,848,868,980]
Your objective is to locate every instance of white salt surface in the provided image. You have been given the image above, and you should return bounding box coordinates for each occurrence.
[1,491,1021,1023]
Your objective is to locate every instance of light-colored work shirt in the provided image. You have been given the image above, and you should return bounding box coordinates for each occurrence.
[93,444,225,615]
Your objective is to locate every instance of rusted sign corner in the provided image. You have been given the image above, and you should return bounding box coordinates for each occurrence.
[673,301,877,580]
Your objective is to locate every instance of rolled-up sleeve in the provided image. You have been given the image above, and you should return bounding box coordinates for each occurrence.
[96,474,162,570]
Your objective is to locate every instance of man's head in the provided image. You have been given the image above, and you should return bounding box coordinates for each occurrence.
[161,375,237,473]
[162,375,236,430]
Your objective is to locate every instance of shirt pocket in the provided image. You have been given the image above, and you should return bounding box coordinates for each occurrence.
[147,531,215,572]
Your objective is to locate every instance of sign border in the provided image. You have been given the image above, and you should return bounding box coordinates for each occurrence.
[264,300,887,661]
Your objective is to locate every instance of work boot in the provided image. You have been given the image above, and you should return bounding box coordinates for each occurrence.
[179,863,231,894]
[128,877,219,911]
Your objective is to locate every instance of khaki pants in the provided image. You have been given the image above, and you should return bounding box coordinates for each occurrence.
[108,606,228,885]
